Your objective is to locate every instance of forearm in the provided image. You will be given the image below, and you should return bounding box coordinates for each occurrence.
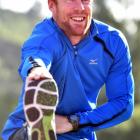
[18,56,51,80]
[55,115,73,134]
[76,95,133,131]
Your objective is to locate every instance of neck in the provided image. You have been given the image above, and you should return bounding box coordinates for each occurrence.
[69,31,90,45]
[69,36,83,45]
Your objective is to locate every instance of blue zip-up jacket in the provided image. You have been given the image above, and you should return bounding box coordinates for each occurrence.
[2,18,134,140]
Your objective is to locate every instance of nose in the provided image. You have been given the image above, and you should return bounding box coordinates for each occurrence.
[74,0,85,11]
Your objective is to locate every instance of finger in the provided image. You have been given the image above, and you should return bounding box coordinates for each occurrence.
[28,67,53,80]
[28,73,41,80]
[28,73,35,80]
[33,73,42,80]
[43,72,53,79]
[40,73,47,79]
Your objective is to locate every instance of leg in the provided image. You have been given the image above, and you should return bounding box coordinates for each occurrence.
[9,127,28,140]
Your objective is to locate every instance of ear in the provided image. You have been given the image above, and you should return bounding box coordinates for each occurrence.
[48,0,56,12]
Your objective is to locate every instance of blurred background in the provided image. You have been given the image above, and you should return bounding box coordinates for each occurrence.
[0,0,139,140]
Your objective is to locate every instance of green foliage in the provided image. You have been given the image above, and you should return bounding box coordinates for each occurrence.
[0,19,30,44]
[0,9,40,44]
[0,93,19,132]
[96,104,140,140]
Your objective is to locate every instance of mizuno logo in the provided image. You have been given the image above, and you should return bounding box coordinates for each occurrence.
[89,59,98,65]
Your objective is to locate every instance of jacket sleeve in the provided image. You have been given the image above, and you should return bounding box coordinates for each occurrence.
[18,35,53,80]
[76,33,134,131]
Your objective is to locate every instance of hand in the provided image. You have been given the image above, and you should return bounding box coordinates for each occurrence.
[55,115,73,134]
[28,67,53,80]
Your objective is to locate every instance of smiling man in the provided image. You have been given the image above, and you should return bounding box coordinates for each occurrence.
[2,0,134,140]
[49,0,93,45]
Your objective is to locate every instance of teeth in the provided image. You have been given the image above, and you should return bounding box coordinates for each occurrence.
[71,17,84,22]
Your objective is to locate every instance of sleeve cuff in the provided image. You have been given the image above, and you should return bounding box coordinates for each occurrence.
[19,57,47,79]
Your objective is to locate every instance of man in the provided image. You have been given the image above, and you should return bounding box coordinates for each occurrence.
[2,0,134,140]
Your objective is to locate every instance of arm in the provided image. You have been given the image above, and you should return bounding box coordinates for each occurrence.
[76,33,134,131]
[18,36,53,80]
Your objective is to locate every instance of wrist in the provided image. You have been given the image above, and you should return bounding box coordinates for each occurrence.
[28,56,41,75]
[67,115,80,131]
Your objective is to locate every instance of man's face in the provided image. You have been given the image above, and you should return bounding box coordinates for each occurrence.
[49,0,93,39]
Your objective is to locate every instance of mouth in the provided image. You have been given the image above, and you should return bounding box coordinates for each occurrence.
[71,16,86,22]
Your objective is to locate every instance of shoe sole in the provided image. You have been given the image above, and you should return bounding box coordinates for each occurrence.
[23,78,58,140]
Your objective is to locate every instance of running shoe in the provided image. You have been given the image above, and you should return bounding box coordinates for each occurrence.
[24,78,58,140]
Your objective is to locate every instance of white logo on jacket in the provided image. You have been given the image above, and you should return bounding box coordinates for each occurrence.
[89,59,98,65]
